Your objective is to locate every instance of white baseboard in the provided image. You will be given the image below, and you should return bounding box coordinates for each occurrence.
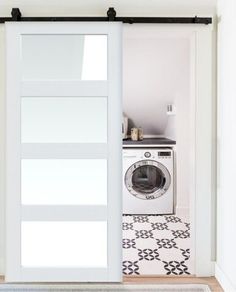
[175,207,190,221]
[215,263,236,292]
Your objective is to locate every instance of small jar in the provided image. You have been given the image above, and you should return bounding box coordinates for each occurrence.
[131,128,139,141]
[138,128,143,140]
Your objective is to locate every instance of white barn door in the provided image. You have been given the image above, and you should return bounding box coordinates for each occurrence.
[5,22,122,282]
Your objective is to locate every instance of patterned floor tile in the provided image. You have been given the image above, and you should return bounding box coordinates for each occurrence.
[157,244,184,262]
[151,222,169,230]
[171,229,190,239]
[135,229,154,239]
[152,229,174,240]
[122,260,140,275]
[167,221,187,231]
[163,260,190,275]
[156,238,178,250]
[133,222,152,231]
[122,229,136,240]
[185,258,194,275]
[148,215,167,223]
[174,236,192,250]
[123,238,136,249]
[135,237,159,250]
[122,222,134,231]
[122,215,192,276]
[137,248,161,261]
[123,248,139,262]
[122,215,134,223]
[133,215,150,223]
[138,258,166,275]
[164,215,182,223]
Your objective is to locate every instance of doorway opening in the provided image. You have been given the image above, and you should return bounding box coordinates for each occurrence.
[122,24,196,276]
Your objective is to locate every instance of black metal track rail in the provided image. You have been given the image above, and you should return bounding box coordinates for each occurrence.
[0,8,212,25]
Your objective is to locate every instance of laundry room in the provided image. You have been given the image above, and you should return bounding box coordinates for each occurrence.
[122,25,194,276]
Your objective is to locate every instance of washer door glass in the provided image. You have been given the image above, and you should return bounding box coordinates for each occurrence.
[132,165,165,194]
[125,160,171,200]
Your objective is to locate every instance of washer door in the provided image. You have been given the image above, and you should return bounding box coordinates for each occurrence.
[125,160,171,200]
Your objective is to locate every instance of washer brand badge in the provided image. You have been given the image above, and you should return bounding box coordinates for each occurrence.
[145,195,155,200]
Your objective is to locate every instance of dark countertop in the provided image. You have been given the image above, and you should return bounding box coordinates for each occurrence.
[123,137,176,146]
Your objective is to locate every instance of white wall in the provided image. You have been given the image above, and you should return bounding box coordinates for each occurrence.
[0,25,5,276]
[216,1,236,291]
[0,0,217,17]
[0,0,217,276]
[123,26,191,217]
[123,29,190,136]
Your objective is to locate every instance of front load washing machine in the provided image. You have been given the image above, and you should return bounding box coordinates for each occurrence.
[123,148,174,214]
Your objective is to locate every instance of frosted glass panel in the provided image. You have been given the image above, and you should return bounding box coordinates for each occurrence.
[21,221,107,267]
[22,35,107,80]
[21,97,107,143]
[21,159,107,205]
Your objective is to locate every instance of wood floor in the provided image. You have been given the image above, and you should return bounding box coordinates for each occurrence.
[0,275,223,291]
[124,276,224,292]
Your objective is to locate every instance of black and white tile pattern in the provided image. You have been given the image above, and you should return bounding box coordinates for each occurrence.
[122,215,192,276]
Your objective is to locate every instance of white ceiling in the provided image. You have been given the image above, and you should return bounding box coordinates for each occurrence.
[0,0,217,17]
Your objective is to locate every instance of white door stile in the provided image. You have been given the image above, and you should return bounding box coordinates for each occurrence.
[107,23,122,281]
[6,23,22,281]
[6,22,122,282]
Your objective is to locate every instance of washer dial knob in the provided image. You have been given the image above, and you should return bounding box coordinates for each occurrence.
[144,151,151,158]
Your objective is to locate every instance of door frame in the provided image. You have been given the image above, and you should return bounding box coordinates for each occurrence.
[191,24,216,276]
[122,23,215,277]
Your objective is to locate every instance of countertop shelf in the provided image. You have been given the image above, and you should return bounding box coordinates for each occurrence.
[123,137,176,147]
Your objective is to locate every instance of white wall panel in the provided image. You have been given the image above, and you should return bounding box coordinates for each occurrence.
[216,1,236,290]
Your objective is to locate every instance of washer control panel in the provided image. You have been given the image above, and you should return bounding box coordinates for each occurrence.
[158,151,172,158]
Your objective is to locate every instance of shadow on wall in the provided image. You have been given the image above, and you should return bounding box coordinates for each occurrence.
[125,110,175,139]
[123,28,190,137]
